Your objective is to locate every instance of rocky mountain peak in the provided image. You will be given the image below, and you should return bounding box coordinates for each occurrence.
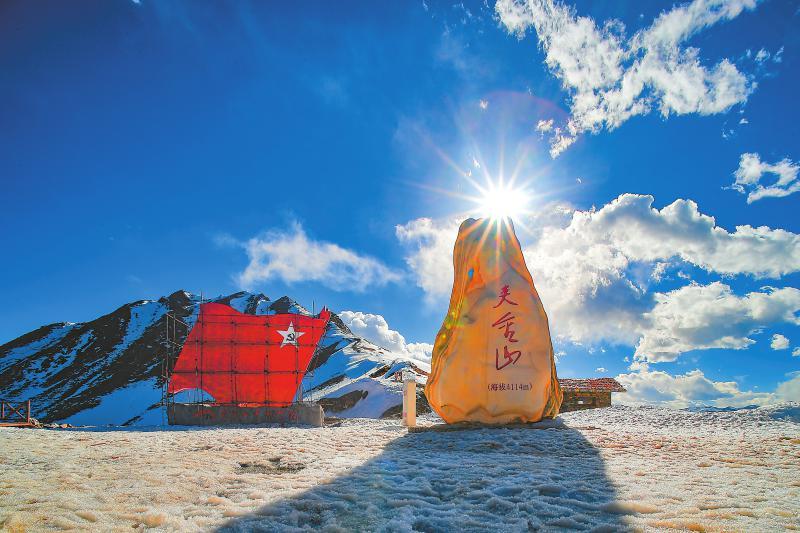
[268,296,311,316]
[160,290,194,310]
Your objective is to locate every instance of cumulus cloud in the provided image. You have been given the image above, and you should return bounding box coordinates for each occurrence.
[729,152,800,203]
[396,193,800,354]
[338,310,433,367]
[770,334,790,351]
[614,366,797,408]
[635,282,800,362]
[616,367,757,407]
[775,373,800,402]
[395,217,462,304]
[617,367,800,407]
[794,347,800,357]
[236,223,402,291]
[518,193,800,345]
[556,194,800,278]
[496,0,758,156]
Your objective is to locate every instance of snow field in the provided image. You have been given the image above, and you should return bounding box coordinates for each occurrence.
[0,405,797,531]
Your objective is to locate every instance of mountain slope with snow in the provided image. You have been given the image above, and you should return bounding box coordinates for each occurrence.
[0,290,428,425]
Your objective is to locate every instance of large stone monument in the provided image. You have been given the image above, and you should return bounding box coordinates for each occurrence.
[425,217,562,424]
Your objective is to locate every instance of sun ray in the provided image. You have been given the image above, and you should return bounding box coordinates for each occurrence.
[395,111,587,227]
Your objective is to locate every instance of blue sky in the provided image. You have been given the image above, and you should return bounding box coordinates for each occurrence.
[2,0,799,406]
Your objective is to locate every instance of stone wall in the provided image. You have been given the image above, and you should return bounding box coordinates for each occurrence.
[168,403,324,427]
[559,391,611,413]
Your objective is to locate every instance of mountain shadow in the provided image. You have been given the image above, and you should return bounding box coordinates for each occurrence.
[216,422,630,532]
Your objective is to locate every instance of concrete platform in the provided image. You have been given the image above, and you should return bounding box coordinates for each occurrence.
[168,403,324,427]
[408,418,565,433]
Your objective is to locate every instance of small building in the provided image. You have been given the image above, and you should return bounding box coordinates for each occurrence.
[558,378,626,412]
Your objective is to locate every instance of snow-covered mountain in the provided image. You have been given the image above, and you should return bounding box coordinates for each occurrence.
[0,290,430,425]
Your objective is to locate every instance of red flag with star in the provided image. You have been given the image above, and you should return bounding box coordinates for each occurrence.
[168,302,331,406]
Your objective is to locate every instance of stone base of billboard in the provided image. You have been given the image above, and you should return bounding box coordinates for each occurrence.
[408,417,565,433]
[168,403,325,427]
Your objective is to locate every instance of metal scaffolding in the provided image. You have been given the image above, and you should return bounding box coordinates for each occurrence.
[161,298,326,425]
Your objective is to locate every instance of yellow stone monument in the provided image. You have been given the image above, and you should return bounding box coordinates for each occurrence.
[425,217,562,424]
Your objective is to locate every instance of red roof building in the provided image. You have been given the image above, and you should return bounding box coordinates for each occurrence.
[558,378,626,412]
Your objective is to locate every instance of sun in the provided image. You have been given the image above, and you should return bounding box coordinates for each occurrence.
[402,143,557,226]
[476,181,530,220]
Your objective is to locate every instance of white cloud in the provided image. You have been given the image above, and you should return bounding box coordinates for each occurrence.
[793,347,800,357]
[496,0,758,157]
[397,194,800,356]
[595,367,607,373]
[531,193,800,279]
[770,334,790,351]
[535,118,554,133]
[479,99,489,110]
[775,374,800,402]
[338,310,433,367]
[751,46,783,65]
[616,366,800,408]
[729,152,800,203]
[615,367,772,408]
[524,194,800,346]
[635,282,800,362]
[754,48,769,63]
[236,223,402,292]
[395,217,462,304]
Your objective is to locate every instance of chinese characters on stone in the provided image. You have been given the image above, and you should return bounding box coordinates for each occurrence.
[492,284,521,370]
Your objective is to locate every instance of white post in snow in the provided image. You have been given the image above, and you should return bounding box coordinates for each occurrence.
[402,370,416,427]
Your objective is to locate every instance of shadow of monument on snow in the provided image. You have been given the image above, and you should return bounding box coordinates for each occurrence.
[216,420,630,532]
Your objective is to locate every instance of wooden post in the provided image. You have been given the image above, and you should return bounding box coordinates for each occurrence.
[26,400,31,424]
[402,371,416,427]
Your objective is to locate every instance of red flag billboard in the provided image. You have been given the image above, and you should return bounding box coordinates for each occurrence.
[168,303,330,407]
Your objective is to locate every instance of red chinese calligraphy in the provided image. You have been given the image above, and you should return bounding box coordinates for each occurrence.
[493,285,518,308]
[491,312,519,343]
[492,284,522,371]
[495,345,522,370]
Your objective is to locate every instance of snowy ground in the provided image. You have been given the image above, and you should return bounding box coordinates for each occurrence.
[1,405,798,532]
